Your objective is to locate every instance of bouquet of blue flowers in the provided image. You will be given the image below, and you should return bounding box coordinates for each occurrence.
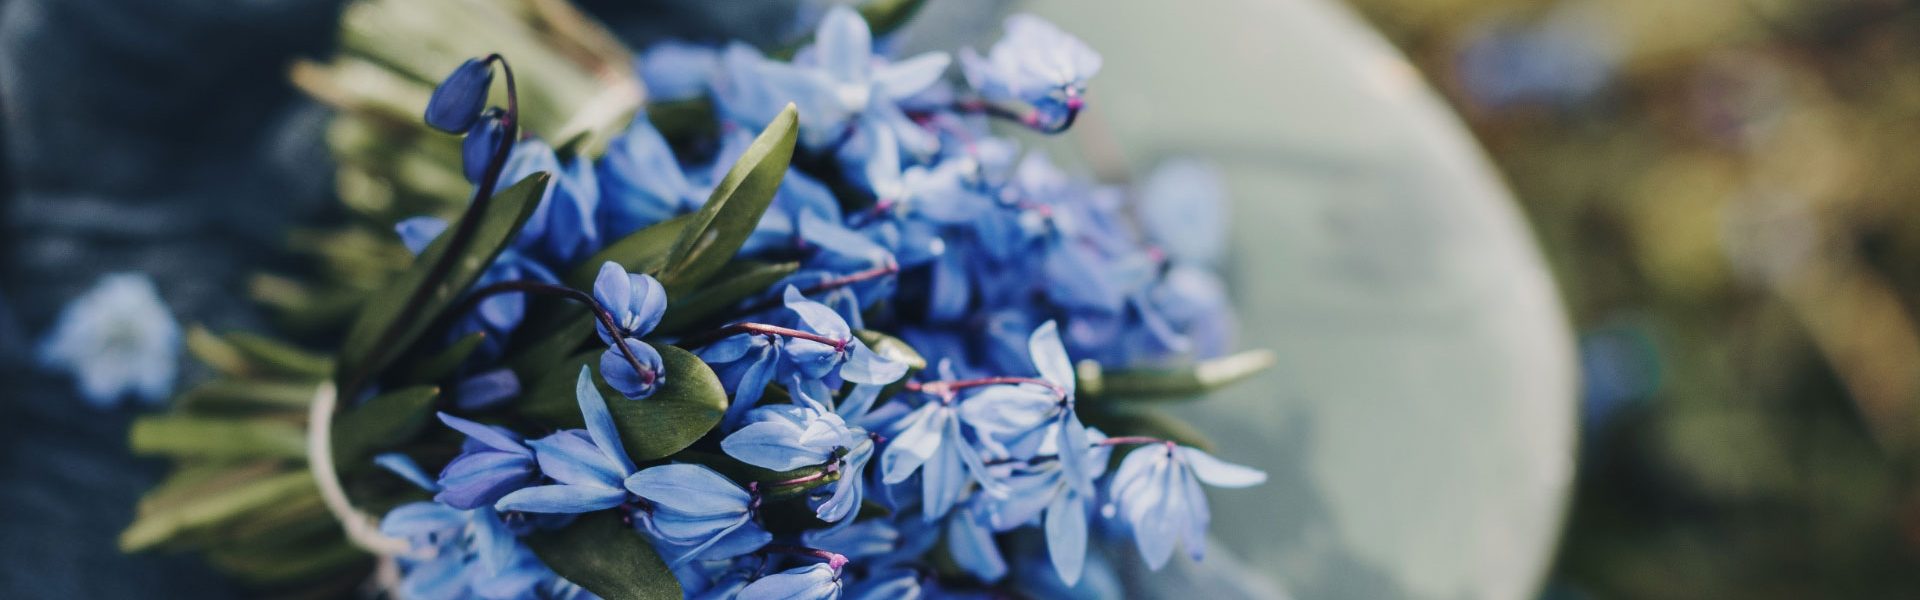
[121,1,1276,597]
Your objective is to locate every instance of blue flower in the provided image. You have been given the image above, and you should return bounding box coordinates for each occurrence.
[958,321,1095,499]
[425,58,493,133]
[596,111,705,236]
[978,426,1111,585]
[738,563,842,600]
[600,337,666,400]
[722,390,874,523]
[702,287,905,426]
[1104,443,1266,569]
[433,412,538,510]
[496,138,600,266]
[959,15,1101,128]
[714,6,950,151]
[877,395,998,521]
[397,217,560,359]
[1136,159,1227,267]
[495,367,639,514]
[626,463,771,566]
[944,503,1006,582]
[592,261,668,345]
[451,368,521,411]
[462,111,507,183]
[638,41,721,102]
[37,272,181,408]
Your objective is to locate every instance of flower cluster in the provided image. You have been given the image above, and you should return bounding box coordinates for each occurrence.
[373,6,1264,599]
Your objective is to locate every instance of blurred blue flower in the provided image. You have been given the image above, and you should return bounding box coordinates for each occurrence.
[462,111,507,183]
[495,367,639,514]
[714,5,950,151]
[434,412,538,510]
[38,272,180,408]
[1104,443,1266,570]
[497,138,601,266]
[959,14,1101,128]
[638,41,721,102]
[1136,159,1227,267]
[597,112,705,236]
[626,463,771,566]
[944,503,1006,582]
[451,368,522,412]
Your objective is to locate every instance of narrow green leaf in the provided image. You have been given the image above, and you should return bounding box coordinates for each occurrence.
[207,530,368,584]
[185,326,251,376]
[224,332,334,379]
[176,379,317,412]
[658,105,797,294]
[330,385,441,468]
[527,512,679,600]
[336,173,552,390]
[400,331,487,385]
[656,261,800,334]
[508,316,596,385]
[520,344,726,463]
[1080,349,1278,401]
[120,470,318,552]
[566,212,700,287]
[130,416,308,460]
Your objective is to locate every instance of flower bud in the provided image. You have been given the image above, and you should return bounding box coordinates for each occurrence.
[424,58,493,133]
[461,111,506,182]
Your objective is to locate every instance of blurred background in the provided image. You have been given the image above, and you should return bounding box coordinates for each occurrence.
[3,0,1919,598]
[1341,0,1920,597]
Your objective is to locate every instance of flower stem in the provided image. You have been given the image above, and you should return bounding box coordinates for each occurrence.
[457,280,655,386]
[906,376,1064,399]
[679,322,850,352]
[760,545,850,571]
[1099,436,1174,448]
[343,55,519,398]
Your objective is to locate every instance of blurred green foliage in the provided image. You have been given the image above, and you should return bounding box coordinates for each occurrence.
[1345,0,1920,596]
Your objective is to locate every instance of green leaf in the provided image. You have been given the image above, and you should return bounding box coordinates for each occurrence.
[225,332,334,379]
[330,385,441,468]
[336,172,551,392]
[566,212,700,287]
[655,261,800,334]
[521,343,727,463]
[185,326,251,376]
[399,331,487,385]
[176,379,317,412]
[1080,407,1215,452]
[855,330,927,372]
[527,512,679,600]
[859,0,930,36]
[657,105,797,294]
[121,469,317,552]
[1079,349,1278,401]
[130,416,308,460]
[508,315,596,385]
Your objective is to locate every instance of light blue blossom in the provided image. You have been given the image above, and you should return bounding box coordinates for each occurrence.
[592,262,669,399]
[434,412,538,510]
[1104,443,1266,569]
[739,563,842,600]
[377,454,590,600]
[715,5,950,151]
[451,368,522,411]
[878,392,999,521]
[702,286,905,427]
[722,389,875,523]
[495,367,638,514]
[626,463,771,566]
[1136,159,1228,267]
[638,41,721,102]
[596,112,705,236]
[980,425,1111,585]
[38,272,180,408]
[496,138,601,266]
[959,14,1101,129]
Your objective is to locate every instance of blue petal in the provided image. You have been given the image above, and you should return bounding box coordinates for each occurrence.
[1179,447,1268,488]
[1027,321,1076,394]
[425,58,492,133]
[527,430,625,490]
[783,285,852,340]
[374,453,439,493]
[454,368,521,411]
[723,420,831,472]
[873,53,951,100]
[601,338,665,400]
[738,563,841,600]
[813,5,872,87]
[494,484,628,514]
[624,464,752,516]
[1045,491,1089,585]
[879,403,945,484]
[437,412,528,455]
[946,506,1006,582]
[592,262,631,344]
[435,450,535,509]
[395,217,448,256]
[574,366,636,474]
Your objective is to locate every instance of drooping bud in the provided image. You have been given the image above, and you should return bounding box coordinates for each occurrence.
[424,58,494,133]
[461,110,506,182]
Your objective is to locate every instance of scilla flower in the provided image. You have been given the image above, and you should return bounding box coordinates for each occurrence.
[592,261,668,399]
[960,14,1101,129]
[38,272,181,408]
[1105,442,1267,569]
[722,388,874,523]
[627,463,771,566]
[434,412,538,510]
[424,57,494,133]
[495,367,640,514]
[739,562,843,600]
